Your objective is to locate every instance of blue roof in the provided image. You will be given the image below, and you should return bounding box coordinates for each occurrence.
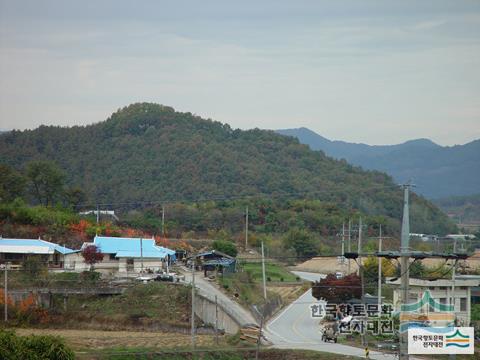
[0,238,74,254]
[204,258,236,267]
[93,236,173,259]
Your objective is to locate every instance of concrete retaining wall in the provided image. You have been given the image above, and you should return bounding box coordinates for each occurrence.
[195,293,241,334]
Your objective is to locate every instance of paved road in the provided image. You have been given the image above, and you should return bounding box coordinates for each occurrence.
[265,272,399,359]
[182,268,259,327]
[291,270,326,282]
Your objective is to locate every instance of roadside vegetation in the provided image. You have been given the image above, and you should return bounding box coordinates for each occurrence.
[0,329,74,359]
[241,262,297,283]
[51,283,191,330]
[218,260,302,310]
[0,282,192,330]
[78,347,362,360]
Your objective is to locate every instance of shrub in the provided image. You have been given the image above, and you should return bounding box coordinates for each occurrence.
[212,240,238,257]
[22,257,47,279]
[80,271,101,284]
[0,330,74,359]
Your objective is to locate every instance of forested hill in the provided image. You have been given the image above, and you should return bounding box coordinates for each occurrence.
[0,103,454,234]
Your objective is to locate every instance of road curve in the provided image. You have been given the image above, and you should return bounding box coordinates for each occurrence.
[265,272,399,359]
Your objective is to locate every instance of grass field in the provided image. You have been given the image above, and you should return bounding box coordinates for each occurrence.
[219,262,300,306]
[242,262,298,283]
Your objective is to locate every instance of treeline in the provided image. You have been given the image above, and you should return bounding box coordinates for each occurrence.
[0,161,460,258]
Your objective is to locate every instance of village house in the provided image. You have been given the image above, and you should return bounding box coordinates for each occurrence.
[389,277,479,326]
[187,250,236,277]
[64,235,176,274]
[0,237,74,269]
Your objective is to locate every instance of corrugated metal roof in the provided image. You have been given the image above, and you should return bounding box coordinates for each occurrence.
[156,246,176,256]
[0,238,74,255]
[204,258,236,266]
[94,236,172,259]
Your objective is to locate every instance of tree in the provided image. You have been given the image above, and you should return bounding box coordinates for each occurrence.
[26,160,65,206]
[363,256,397,281]
[63,186,86,208]
[212,240,238,257]
[312,273,361,303]
[81,245,104,270]
[0,164,26,202]
[283,227,317,259]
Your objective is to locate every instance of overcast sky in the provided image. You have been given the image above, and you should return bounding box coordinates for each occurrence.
[0,1,479,145]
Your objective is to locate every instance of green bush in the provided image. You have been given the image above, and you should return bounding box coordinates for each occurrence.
[80,271,101,284]
[0,199,78,229]
[212,240,238,257]
[0,330,75,360]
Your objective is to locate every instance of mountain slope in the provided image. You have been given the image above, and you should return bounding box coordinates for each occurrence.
[0,103,454,234]
[277,127,480,198]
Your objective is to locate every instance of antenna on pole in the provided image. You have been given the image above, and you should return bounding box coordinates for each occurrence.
[399,181,415,360]
[245,205,249,250]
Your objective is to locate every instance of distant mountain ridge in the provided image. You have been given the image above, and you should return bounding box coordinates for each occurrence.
[276,127,480,199]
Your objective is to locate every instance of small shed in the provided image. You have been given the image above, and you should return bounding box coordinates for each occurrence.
[189,250,236,276]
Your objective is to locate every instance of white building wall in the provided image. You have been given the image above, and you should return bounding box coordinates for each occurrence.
[393,284,473,326]
[63,253,166,274]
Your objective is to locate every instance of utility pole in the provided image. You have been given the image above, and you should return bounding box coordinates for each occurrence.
[256,310,264,360]
[450,239,458,360]
[358,217,366,347]
[215,295,219,345]
[261,241,267,300]
[451,238,458,316]
[161,205,165,237]
[400,184,412,360]
[4,263,7,322]
[378,225,383,312]
[341,222,345,264]
[140,238,144,273]
[348,219,352,274]
[245,206,249,250]
[96,204,99,224]
[358,217,363,269]
[191,257,196,350]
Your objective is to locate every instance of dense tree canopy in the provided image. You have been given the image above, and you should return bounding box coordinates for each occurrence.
[0,102,456,236]
[0,164,25,202]
[26,160,65,206]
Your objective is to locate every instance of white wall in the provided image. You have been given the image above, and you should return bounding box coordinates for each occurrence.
[64,253,166,274]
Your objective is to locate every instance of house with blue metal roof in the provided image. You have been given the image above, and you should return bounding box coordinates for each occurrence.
[65,236,175,273]
[0,237,74,269]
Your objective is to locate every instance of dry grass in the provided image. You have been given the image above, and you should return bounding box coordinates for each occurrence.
[15,328,217,351]
[294,257,358,274]
[268,284,306,303]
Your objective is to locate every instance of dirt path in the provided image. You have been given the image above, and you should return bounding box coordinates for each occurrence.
[15,328,216,350]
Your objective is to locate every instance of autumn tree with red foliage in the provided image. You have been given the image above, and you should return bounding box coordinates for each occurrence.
[81,245,104,270]
[311,273,361,303]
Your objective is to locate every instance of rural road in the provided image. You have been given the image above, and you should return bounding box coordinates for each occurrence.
[265,271,399,359]
[182,267,259,327]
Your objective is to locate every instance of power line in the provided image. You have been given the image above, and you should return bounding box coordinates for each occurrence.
[71,183,405,209]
